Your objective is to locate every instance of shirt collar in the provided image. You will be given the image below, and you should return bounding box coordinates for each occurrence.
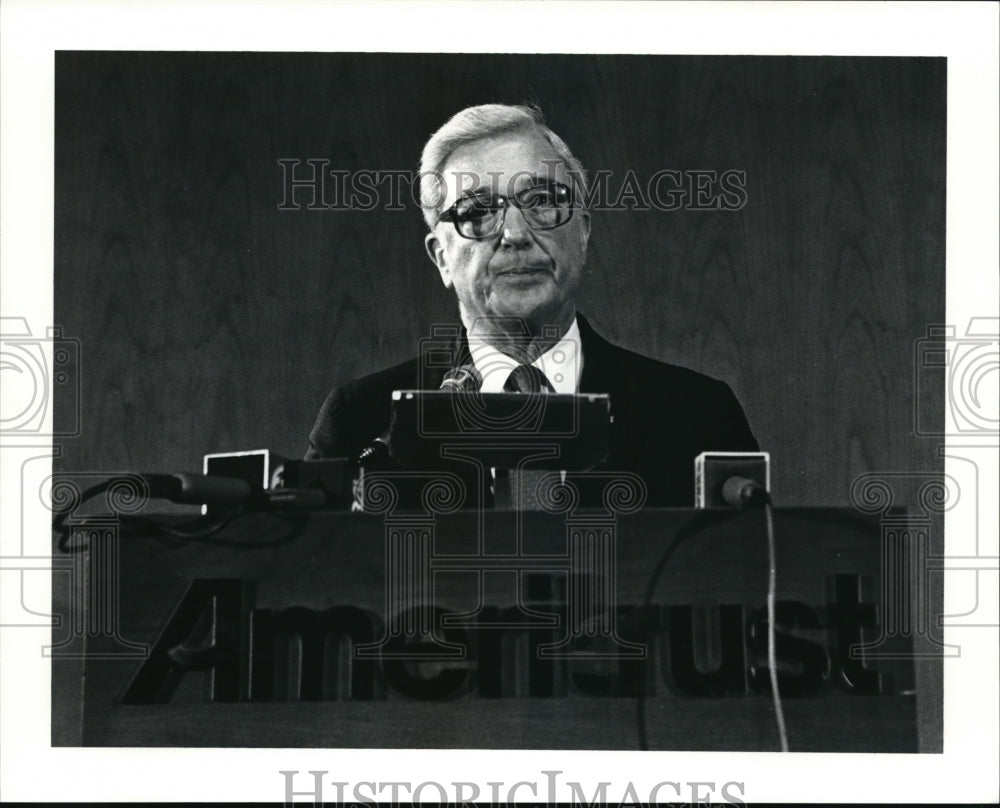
[468,317,582,394]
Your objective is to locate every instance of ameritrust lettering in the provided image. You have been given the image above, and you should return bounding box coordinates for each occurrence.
[122,573,899,703]
[278,770,748,806]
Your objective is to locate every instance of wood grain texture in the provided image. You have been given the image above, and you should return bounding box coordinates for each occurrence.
[54,54,945,506]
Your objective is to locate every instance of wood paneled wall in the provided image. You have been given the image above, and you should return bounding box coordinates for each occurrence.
[54,53,945,506]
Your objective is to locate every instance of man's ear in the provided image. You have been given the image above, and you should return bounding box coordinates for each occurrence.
[424,231,453,289]
[578,210,592,256]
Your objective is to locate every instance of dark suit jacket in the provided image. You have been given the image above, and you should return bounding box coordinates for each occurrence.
[307,314,758,507]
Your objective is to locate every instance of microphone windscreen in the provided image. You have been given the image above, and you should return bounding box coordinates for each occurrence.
[172,472,253,506]
[722,476,761,507]
[440,364,482,391]
[694,451,770,508]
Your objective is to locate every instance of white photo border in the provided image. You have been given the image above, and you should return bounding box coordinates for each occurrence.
[1,0,997,803]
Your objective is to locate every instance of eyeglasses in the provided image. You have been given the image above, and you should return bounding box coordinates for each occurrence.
[438,181,576,240]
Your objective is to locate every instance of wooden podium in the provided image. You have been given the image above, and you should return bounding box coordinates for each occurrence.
[51,503,924,751]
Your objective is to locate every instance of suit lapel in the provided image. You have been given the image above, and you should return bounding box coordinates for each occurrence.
[576,313,650,470]
[577,313,625,396]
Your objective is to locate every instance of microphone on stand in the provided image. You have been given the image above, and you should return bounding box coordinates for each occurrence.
[357,432,391,463]
[146,472,254,506]
[440,364,482,392]
[357,365,482,463]
[721,475,771,508]
[695,451,771,509]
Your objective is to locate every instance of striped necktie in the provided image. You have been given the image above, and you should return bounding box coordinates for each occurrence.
[503,363,555,394]
[495,363,555,510]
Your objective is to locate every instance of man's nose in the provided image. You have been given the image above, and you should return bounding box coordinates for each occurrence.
[499,207,533,248]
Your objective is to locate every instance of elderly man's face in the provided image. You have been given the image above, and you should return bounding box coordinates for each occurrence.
[425,131,590,335]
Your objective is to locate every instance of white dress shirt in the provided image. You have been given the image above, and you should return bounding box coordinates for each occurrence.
[466,317,583,491]
[467,316,583,393]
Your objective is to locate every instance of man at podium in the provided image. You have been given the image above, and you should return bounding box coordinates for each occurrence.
[306,103,758,506]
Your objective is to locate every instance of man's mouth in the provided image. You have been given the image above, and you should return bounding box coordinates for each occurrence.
[495,265,550,276]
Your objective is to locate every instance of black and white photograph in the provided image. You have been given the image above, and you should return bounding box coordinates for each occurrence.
[1,1,997,805]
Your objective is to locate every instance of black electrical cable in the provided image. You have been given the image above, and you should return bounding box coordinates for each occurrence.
[721,480,789,749]
[636,498,789,752]
[55,506,248,553]
[57,503,311,552]
[764,500,789,752]
[51,473,313,552]
[636,509,745,750]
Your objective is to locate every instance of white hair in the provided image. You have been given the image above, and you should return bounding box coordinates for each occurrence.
[418,103,588,229]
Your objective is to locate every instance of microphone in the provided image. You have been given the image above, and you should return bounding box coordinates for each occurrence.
[271,458,353,508]
[359,366,481,462]
[146,472,254,506]
[721,476,771,508]
[357,366,482,466]
[440,364,482,391]
[694,451,771,508]
[358,431,391,463]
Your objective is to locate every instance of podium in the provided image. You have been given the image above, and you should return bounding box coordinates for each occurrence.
[51,502,927,751]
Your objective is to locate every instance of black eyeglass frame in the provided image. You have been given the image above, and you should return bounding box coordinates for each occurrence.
[437,181,578,240]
